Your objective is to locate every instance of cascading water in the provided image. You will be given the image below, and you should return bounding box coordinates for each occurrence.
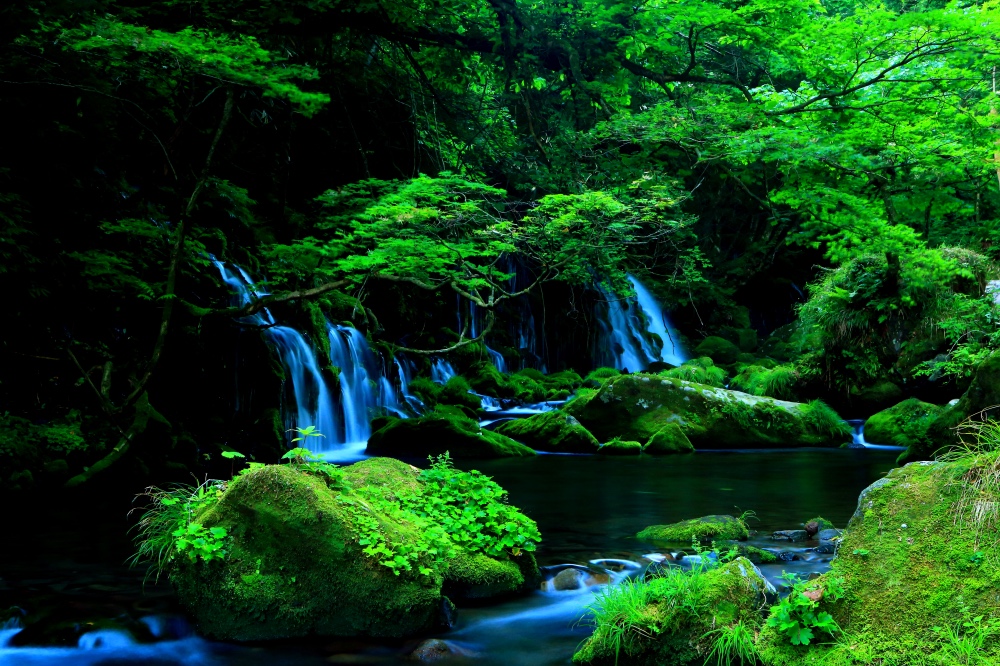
[431,357,457,384]
[213,259,408,460]
[596,274,687,372]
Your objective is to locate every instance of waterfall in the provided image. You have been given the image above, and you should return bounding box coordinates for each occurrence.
[431,357,457,384]
[213,259,408,460]
[597,275,687,372]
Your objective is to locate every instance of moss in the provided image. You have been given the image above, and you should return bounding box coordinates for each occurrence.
[367,411,535,458]
[864,398,943,455]
[468,362,547,402]
[573,557,769,665]
[662,358,727,388]
[495,410,600,453]
[643,423,695,454]
[584,367,622,387]
[730,364,801,400]
[693,336,741,365]
[443,550,539,601]
[598,438,643,455]
[804,516,835,532]
[739,545,778,564]
[850,380,903,413]
[636,515,749,543]
[720,326,759,353]
[173,461,442,641]
[565,374,850,448]
[757,457,1000,665]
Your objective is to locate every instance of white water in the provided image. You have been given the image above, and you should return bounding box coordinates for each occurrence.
[430,357,457,384]
[848,419,906,451]
[598,275,687,372]
[213,259,408,460]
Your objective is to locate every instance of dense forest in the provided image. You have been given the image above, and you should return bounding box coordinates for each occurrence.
[6,0,1000,664]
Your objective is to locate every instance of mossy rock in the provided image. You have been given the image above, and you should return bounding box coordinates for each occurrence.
[565,374,851,448]
[367,413,535,459]
[468,362,547,402]
[693,336,741,365]
[850,380,904,414]
[444,551,540,601]
[573,557,769,665]
[495,411,600,453]
[173,461,442,640]
[864,398,943,456]
[583,367,621,388]
[637,515,749,543]
[803,516,835,532]
[661,358,727,388]
[920,351,1000,461]
[598,439,643,455]
[643,423,695,455]
[758,458,1000,665]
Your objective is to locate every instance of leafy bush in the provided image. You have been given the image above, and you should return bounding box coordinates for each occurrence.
[584,367,622,385]
[766,573,845,645]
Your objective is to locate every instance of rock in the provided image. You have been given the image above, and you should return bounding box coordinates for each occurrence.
[803,516,836,533]
[367,412,535,459]
[643,423,695,454]
[693,336,741,365]
[817,528,842,541]
[443,551,539,601]
[495,411,599,453]
[409,638,476,662]
[597,439,642,455]
[574,557,770,665]
[551,568,584,591]
[864,398,944,459]
[919,351,1000,461]
[759,457,1000,664]
[850,380,904,414]
[565,374,851,448]
[816,529,843,554]
[637,515,749,543]
[771,530,809,542]
[171,459,539,641]
[804,521,820,537]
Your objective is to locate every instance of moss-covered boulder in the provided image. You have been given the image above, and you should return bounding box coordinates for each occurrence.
[367,412,535,458]
[661,357,727,388]
[758,457,1000,665]
[583,367,622,387]
[172,458,540,641]
[637,515,749,543]
[444,551,540,601]
[917,351,1000,462]
[574,557,770,665]
[468,362,547,403]
[864,398,943,453]
[495,410,600,453]
[643,423,695,454]
[693,336,741,365]
[598,438,643,455]
[565,374,851,448]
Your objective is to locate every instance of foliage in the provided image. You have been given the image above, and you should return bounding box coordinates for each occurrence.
[702,619,761,666]
[730,364,800,400]
[931,611,1000,666]
[766,573,845,646]
[663,359,728,388]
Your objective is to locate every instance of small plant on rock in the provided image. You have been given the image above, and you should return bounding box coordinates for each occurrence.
[766,573,844,646]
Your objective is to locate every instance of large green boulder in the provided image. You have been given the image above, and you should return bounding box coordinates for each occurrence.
[597,438,642,455]
[573,557,770,665]
[864,398,943,451]
[693,336,741,365]
[367,412,535,458]
[758,457,1000,665]
[565,374,851,448]
[643,423,695,454]
[171,458,540,641]
[495,410,600,453]
[637,515,750,543]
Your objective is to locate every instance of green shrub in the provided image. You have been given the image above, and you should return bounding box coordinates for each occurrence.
[730,364,800,400]
[663,358,727,387]
[766,573,845,646]
[800,400,852,440]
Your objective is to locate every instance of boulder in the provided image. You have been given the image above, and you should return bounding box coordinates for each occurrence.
[771,530,808,542]
[643,423,695,454]
[693,336,741,365]
[367,412,535,459]
[551,568,584,591]
[637,515,749,543]
[171,458,540,641]
[850,380,903,414]
[573,558,771,665]
[597,439,642,455]
[565,374,851,448]
[759,458,1000,664]
[495,411,599,453]
[864,398,943,459]
[443,551,539,601]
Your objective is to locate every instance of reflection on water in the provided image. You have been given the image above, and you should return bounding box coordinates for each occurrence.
[1,449,897,665]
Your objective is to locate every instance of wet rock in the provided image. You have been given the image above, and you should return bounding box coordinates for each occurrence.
[367,412,535,459]
[816,528,843,554]
[408,639,475,662]
[804,521,820,537]
[551,568,584,591]
[776,551,799,562]
[638,515,749,543]
[772,530,809,542]
[494,410,599,453]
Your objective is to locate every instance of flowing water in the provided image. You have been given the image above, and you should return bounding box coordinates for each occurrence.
[597,275,687,372]
[2,449,898,666]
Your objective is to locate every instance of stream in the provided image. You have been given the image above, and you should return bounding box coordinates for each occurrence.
[0,448,898,665]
